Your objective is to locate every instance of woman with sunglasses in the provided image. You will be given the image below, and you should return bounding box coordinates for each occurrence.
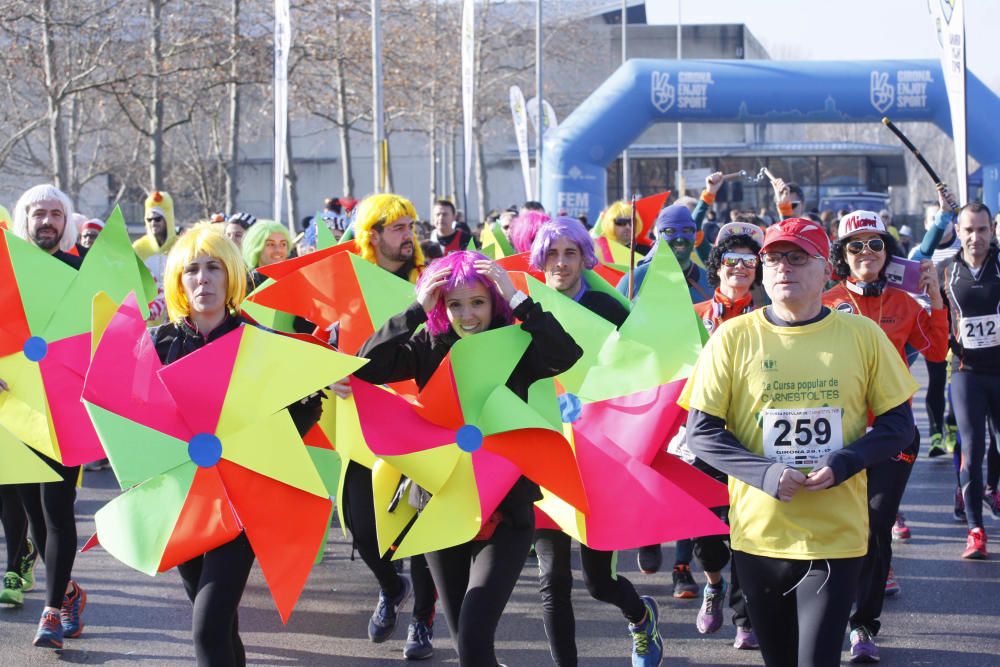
[822,210,948,664]
[687,222,763,650]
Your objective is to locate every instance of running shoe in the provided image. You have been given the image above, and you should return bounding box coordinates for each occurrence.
[944,424,959,454]
[60,580,86,638]
[961,527,988,559]
[849,625,880,663]
[33,609,63,649]
[927,432,946,458]
[984,487,1000,519]
[637,545,662,574]
[0,571,24,607]
[402,619,433,660]
[628,595,663,667]
[954,487,967,523]
[891,513,911,541]
[733,626,759,650]
[695,580,727,634]
[884,567,900,597]
[368,574,411,643]
[671,564,698,599]
[18,538,38,591]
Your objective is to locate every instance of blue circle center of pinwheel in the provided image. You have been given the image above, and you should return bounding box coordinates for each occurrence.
[559,393,582,424]
[23,336,47,362]
[188,433,222,468]
[455,424,484,453]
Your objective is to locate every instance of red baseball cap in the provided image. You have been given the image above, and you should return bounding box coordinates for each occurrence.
[761,217,830,260]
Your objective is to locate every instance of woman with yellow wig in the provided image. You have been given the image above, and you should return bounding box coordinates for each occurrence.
[154,224,321,666]
[597,200,652,257]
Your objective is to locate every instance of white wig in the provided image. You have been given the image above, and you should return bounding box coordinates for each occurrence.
[13,184,77,252]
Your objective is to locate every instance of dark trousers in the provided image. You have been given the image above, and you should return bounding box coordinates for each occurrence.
[177,532,255,667]
[734,551,863,667]
[7,456,80,607]
[534,529,645,666]
[951,371,1000,529]
[925,358,948,436]
[425,516,534,667]
[0,488,29,572]
[850,433,918,635]
[341,461,436,623]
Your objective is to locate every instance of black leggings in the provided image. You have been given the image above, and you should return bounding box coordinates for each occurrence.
[10,457,80,608]
[734,551,863,667]
[925,358,948,436]
[851,433,918,635]
[692,508,751,629]
[177,532,255,667]
[341,461,436,623]
[534,529,644,666]
[425,515,534,667]
[0,489,30,571]
[951,371,1000,530]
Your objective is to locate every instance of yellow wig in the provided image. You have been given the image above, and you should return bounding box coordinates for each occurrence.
[599,200,642,243]
[353,193,426,282]
[163,223,247,325]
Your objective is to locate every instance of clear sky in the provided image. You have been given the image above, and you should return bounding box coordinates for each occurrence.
[646,0,999,87]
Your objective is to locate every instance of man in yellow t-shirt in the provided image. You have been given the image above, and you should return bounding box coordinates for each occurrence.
[679,218,917,667]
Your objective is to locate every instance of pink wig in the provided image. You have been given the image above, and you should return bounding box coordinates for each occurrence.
[417,250,513,336]
[508,210,551,253]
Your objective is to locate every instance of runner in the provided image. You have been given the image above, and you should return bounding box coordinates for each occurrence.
[943,202,1000,560]
[528,217,663,667]
[3,184,86,649]
[355,250,582,667]
[823,210,948,662]
[688,222,764,650]
[680,217,918,667]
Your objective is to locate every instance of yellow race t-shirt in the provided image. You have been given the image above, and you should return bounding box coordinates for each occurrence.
[679,308,918,559]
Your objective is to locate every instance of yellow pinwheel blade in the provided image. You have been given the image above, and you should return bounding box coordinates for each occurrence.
[90,291,120,358]
[372,459,418,558]
[0,425,60,484]
[393,455,481,559]
[0,353,59,461]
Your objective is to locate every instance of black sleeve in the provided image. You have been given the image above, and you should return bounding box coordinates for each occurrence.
[815,402,916,486]
[686,408,788,499]
[512,296,583,384]
[354,302,429,384]
[287,392,324,437]
[580,291,630,328]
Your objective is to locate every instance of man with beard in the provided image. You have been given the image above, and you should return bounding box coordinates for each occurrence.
[341,194,439,660]
[5,184,87,648]
[133,191,178,323]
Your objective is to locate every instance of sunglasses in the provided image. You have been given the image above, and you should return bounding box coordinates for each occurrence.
[759,250,818,267]
[613,217,632,227]
[845,238,885,254]
[721,252,759,268]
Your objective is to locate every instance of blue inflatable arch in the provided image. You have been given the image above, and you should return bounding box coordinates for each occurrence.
[541,59,1000,221]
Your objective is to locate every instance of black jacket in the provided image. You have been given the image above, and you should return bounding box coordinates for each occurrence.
[355,297,582,526]
[151,314,322,436]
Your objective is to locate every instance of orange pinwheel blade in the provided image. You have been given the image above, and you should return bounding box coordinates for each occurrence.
[484,428,589,514]
[158,466,242,572]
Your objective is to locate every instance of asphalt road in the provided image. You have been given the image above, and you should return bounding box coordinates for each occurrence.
[2,364,999,666]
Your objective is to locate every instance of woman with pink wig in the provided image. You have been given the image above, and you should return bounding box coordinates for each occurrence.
[356,250,581,667]
[508,210,551,253]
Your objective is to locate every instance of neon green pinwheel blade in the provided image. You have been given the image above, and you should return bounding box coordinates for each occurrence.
[3,231,76,334]
[43,208,152,340]
[94,463,196,576]
[349,253,417,331]
[85,402,191,491]
[449,326,531,426]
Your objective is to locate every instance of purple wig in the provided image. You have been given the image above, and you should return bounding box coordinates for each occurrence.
[509,210,551,253]
[529,217,599,271]
[417,250,513,336]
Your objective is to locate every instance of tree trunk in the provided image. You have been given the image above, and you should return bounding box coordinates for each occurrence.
[429,108,437,212]
[447,124,457,205]
[148,0,164,190]
[41,0,67,190]
[474,123,487,223]
[225,0,241,212]
[334,4,353,197]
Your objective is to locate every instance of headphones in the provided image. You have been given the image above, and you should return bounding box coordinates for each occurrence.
[845,278,887,297]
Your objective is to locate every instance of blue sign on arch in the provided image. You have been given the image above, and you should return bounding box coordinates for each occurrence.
[542,59,1000,221]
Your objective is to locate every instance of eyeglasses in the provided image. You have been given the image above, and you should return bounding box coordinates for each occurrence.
[845,238,885,254]
[613,217,632,227]
[721,252,759,268]
[146,215,164,223]
[759,250,820,267]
